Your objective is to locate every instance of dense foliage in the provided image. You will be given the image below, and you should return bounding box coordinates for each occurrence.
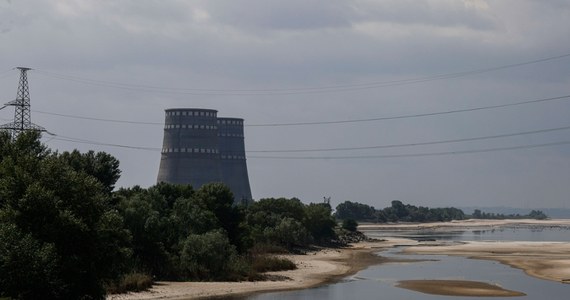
[471,209,548,220]
[0,132,130,299]
[335,201,376,221]
[0,132,340,299]
[336,200,548,223]
[335,200,466,223]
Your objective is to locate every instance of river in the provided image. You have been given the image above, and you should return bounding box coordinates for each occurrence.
[248,226,570,299]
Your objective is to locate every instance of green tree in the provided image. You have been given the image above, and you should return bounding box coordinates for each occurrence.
[335,201,376,221]
[303,203,337,242]
[244,198,308,249]
[341,219,358,232]
[193,183,244,249]
[263,217,310,249]
[0,131,131,299]
[180,230,240,280]
[58,150,121,194]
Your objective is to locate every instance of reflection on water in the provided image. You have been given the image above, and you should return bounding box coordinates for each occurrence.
[248,228,570,300]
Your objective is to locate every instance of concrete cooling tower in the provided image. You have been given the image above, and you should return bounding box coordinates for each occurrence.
[217,118,252,204]
[157,108,252,203]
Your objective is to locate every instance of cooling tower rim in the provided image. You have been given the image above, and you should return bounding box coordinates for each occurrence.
[217,117,244,121]
[165,108,218,113]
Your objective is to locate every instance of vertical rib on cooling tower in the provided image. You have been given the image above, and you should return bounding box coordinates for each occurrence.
[217,117,252,204]
[157,108,221,188]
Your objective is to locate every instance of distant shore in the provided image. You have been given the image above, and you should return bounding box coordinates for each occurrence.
[358,218,570,231]
[108,219,570,299]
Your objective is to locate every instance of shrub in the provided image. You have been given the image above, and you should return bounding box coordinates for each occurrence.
[251,256,297,273]
[248,243,289,255]
[106,273,153,294]
[180,230,239,280]
[342,219,358,232]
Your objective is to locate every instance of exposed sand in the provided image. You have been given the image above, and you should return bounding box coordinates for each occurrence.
[405,241,570,284]
[396,280,526,297]
[107,239,414,300]
[359,218,570,231]
[108,220,570,299]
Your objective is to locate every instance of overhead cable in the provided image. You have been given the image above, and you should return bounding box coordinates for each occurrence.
[33,94,570,127]
[49,134,160,152]
[248,124,570,153]
[247,95,570,127]
[45,123,570,155]
[248,140,570,160]
[33,52,570,96]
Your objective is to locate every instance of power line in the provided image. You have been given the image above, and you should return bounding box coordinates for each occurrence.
[248,95,570,127]
[44,123,570,157]
[33,52,570,96]
[33,94,570,127]
[49,134,160,152]
[34,110,162,125]
[248,140,570,160]
[248,124,570,153]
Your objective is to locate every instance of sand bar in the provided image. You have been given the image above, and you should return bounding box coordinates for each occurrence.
[359,218,570,231]
[396,280,526,297]
[405,240,570,283]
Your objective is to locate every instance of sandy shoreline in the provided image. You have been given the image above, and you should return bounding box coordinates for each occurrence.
[107,239,413,300]
[108,219,570,299]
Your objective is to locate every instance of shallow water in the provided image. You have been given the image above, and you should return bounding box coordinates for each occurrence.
[365,226,570,242]
[248,228,570,300]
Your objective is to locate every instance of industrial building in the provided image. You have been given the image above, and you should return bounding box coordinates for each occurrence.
[157,108,252,203]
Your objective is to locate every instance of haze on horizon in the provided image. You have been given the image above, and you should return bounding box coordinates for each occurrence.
[1,0,569,210]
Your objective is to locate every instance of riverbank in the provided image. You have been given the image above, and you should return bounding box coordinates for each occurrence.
[108,219,570,299]
[107,239,414,300]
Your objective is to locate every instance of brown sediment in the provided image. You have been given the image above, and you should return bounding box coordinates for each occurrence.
[396,280,526,297]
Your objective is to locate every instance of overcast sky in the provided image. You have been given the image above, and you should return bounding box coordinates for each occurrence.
[1,0,569,210]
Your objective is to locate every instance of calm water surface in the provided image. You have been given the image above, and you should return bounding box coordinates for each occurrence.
[248,227,570,300]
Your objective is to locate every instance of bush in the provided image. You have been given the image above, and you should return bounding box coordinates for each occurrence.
[106,273,153,294]
[248,243,289,255]
[180,230,240,280]
[342,219,358,232]
[251,256,297,273]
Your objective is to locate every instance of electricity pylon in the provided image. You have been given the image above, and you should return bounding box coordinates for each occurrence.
[0,67,46,138]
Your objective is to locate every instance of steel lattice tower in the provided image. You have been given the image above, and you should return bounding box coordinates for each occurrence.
[0,67,45,138]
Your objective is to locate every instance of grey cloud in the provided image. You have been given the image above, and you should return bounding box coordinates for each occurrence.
[199,0,498,33]
[352,0,498,31]
[1,0,569,209]
[202,0,354,31]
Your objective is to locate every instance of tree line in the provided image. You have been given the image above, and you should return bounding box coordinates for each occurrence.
[335,200,466,222]
[471,209,548,220]
[0,132,339,300]
[335,200,548,222]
